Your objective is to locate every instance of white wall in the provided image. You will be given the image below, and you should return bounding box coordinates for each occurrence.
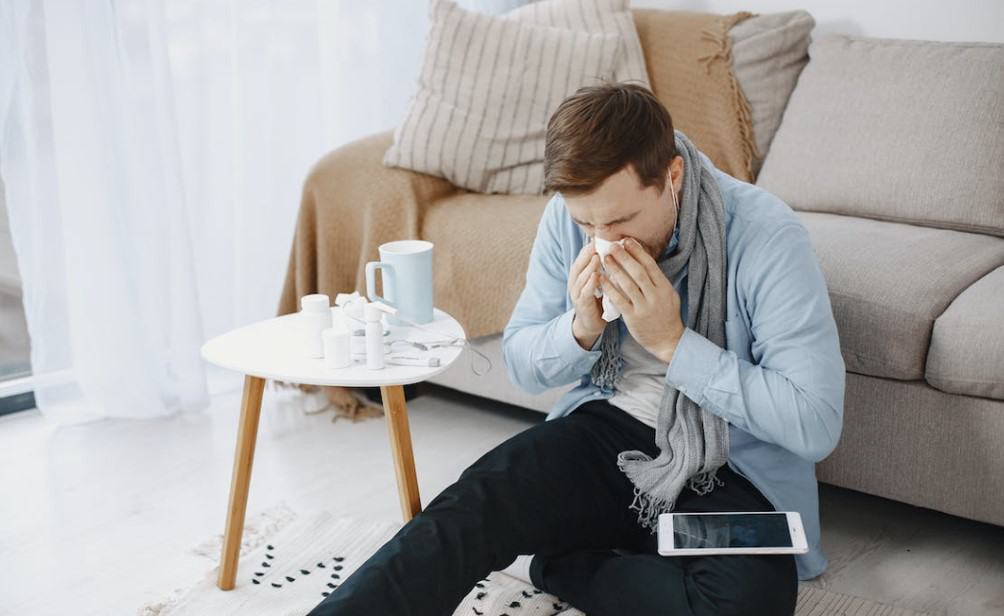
[631,0,1004,44]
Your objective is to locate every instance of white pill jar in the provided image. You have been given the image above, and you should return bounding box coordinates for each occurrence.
[300,294,332,358]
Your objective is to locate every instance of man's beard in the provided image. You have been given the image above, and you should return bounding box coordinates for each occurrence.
[643,225,675,260]
[654,216,680,259]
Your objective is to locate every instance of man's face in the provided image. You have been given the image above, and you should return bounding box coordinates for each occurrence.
[563,158,683,261]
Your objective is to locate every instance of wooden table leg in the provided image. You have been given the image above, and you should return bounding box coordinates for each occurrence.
[381,384,422,522]
[217,375,266,590]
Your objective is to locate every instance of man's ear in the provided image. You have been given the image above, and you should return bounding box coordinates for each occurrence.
[668,155,684,194]
[662,154,686,195]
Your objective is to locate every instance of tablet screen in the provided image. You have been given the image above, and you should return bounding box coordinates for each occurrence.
[672,513,792,549]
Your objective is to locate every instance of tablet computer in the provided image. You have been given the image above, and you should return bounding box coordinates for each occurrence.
[658,511,809,556]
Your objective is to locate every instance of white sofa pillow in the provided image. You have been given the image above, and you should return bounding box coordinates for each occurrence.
[728,10,814,175]
[383,0,623,194]
[503,0,649,88]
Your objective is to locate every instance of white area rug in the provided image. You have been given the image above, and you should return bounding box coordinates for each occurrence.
[138,504,928,616]
[137,503,578,616]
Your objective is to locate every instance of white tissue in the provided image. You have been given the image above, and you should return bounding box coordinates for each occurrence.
[592,238,626,322]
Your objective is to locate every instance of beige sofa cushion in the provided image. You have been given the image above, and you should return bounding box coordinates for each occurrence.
[927,266,1004,400]
[759,35,1004,237]
[794,211,1004,380]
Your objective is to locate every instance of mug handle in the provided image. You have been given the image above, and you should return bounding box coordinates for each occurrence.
[365,261,397,309]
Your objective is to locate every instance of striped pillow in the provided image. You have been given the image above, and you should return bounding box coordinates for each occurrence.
[504,0,649,88]
[383,0,623,194]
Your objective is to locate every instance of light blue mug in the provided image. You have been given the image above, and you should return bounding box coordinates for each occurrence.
[365,240,435,326]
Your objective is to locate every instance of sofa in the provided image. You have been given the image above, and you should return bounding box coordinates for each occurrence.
[282,9,1004,528]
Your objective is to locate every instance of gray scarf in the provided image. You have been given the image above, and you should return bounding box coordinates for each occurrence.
[589,130,730,534]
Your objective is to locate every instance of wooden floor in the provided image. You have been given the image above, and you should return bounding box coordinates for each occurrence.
[1,382,1002,616]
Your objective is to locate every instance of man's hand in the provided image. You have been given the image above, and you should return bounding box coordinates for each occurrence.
[600,237,685,363]
[568,239,605,350]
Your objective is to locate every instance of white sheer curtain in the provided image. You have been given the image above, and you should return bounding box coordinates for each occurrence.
[0,0,430,425]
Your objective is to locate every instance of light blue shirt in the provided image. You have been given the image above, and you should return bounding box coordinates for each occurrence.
[501,150,846,580]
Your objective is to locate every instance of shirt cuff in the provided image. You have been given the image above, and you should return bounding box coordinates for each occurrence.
[665,327,724,405]
[553,308,603,365]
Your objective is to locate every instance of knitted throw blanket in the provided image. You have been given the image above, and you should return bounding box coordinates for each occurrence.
[590,130,730,533]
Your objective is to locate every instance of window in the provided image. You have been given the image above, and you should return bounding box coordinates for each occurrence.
[0,178,33,417]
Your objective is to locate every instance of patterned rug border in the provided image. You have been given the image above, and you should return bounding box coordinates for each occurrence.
[137,502,301,616]
[137,504,931,616]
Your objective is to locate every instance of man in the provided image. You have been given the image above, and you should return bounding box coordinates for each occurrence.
[308,83,845,616]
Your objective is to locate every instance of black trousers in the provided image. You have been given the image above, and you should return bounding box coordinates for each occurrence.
[307,399,797,616]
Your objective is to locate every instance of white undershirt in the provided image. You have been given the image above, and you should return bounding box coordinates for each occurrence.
[606,330,671,430]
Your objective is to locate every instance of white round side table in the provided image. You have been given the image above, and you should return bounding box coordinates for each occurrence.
[200,307,466,590]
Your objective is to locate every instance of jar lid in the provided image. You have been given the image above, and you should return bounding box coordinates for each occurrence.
[301,294,330,312]
[330,305,350,331]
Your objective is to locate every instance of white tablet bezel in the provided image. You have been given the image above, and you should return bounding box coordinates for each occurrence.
[657,511,809,556]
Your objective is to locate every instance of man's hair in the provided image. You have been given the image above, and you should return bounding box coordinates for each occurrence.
[543,81,677,197]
